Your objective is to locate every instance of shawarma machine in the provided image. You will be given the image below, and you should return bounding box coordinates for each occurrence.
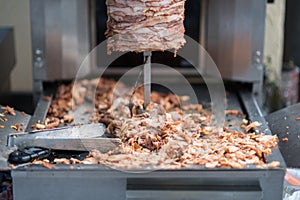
[31,0,265,101]
[9,0,286,200]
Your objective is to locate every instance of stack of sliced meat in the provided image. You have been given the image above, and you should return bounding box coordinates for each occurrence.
[105,0,186,54]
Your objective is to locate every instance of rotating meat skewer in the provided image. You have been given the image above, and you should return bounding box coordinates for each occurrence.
[143,51,152,107]
[106,0,185,108]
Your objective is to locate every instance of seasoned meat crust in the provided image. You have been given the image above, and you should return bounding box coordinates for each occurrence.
[105,0,186,54]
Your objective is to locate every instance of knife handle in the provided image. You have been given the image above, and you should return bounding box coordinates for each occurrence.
[8,147,51,164]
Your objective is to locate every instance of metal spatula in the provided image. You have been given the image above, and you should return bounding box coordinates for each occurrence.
[7,123,120,152]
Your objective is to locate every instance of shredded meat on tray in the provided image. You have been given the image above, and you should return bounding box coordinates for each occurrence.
[42,78,279,169]
[1,106,16,116]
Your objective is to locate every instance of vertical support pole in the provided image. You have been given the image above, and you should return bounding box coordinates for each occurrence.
[143,51,152,107]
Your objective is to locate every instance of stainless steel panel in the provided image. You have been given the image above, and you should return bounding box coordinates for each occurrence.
[31,0,90,82]
[206,0,266,82]
[12,175,126,200]
[11,169,284,200]
[0,27,15,92]
[30,0,46,83]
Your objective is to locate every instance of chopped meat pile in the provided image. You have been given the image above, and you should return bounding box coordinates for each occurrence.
[45,78,279,169]
[1,106,16,116]
[105,0,186,54]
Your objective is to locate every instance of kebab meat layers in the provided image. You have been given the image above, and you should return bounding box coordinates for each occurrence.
[105,0,186,54]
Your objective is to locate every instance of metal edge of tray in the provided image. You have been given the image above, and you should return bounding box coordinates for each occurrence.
[12,163,284,177]
[238,90,287,168]
[25,94,53,132]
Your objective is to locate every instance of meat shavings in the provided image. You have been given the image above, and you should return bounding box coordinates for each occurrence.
[226,109,244,117]
[40,78,280,169]
[32,117,60,130]
[33,78,118,130]
[44,117,60,128]
[244,121,261,132]
[63,114,74,123]
[46,84,74,120]
[10,123,23,132]
[256,161,280,169]
[70,158,81,164]
[32,123,46,130]
[54,158,70,165]
[1,106,16,116]
[52,158,82,165]
[83,127,279,170]
[0,117,8,122]
[32,159,55,169]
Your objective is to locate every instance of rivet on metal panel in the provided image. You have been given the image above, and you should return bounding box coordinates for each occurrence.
[35,49,43,56]
[254,50,262,64]
[34,49,44,68]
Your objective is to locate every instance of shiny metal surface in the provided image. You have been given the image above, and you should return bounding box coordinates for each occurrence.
[143,52,152,106]
[7,123,120,152]
[11,167,285,200]
[30,0,90,83]
[0,27,15,92]
[8,123,105,142]
[206,0,266,82]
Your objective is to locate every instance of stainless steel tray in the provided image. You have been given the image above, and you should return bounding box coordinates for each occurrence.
[10,87,286,200]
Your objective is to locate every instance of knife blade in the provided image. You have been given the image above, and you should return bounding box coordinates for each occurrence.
[7,123,121,152]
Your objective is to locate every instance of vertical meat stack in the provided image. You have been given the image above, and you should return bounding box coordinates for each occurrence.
[105,0,186,54]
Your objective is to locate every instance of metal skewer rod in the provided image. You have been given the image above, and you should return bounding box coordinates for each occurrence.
[143,51,152,107]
